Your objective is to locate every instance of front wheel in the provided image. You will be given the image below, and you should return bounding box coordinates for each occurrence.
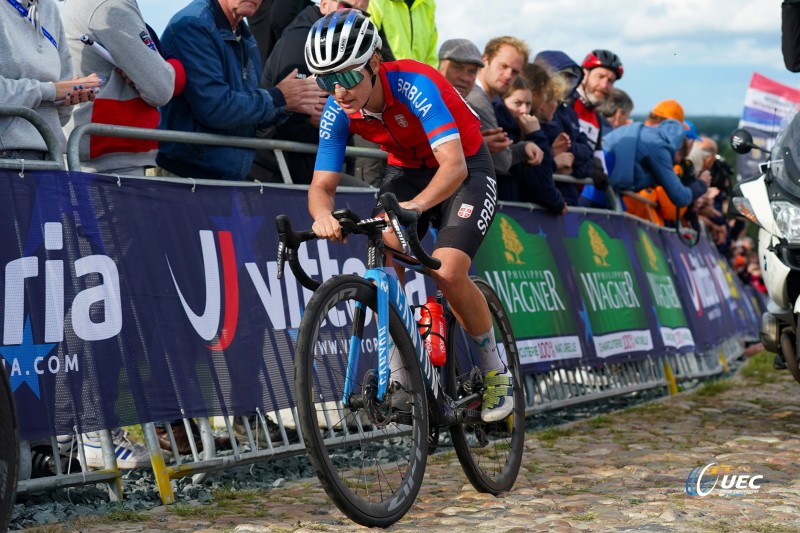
[444,276,525,494]
[294,275,429,528]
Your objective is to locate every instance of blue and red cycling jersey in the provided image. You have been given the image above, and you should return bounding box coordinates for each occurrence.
[315,59,484,172]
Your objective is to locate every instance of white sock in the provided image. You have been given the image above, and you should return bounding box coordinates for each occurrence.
[388,339,408,389]
[471,327,504,375]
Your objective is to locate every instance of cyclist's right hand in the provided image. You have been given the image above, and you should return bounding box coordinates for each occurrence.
[312,213,344,242]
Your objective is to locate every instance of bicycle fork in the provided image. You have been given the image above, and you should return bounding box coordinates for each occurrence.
[342,269,468,427]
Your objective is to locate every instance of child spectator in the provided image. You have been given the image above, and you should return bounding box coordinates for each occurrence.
[494,76,566,214]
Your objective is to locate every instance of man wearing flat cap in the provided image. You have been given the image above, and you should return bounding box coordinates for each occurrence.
[437,38,483,98]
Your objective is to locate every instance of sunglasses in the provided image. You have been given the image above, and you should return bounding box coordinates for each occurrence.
[315,65,367,93]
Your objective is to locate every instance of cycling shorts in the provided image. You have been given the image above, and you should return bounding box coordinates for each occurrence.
[375,142,496,259]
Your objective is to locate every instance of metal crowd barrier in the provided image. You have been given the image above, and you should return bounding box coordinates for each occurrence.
[65,123,387,182]
[0,105,64,172]
[0,109,744,507]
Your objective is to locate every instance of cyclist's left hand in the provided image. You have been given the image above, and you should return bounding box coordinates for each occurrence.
[399,200,424,214]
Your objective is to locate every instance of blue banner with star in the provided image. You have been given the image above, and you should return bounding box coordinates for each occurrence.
[0,170,755,439]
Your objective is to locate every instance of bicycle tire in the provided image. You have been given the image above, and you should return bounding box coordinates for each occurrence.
[294,275,429,528]
[0,364,19,533]
[444,276,525,494]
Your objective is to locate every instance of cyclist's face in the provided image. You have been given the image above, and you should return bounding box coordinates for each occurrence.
[330,61,376,114]
[481,45,524,97]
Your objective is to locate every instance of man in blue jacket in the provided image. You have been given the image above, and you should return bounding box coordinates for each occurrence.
[603,119,707,207]
[156,0,326,180]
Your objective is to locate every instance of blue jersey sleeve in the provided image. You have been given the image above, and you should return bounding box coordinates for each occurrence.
[314,96,351,173]
[389,71,460,149]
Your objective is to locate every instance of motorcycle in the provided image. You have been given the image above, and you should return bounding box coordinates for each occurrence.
[730,111,800,382]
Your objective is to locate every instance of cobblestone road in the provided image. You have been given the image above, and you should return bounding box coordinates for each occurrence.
[21,354,800,533]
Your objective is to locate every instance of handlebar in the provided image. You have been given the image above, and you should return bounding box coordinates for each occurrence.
[378,193,441,271]
[275,193,441,290]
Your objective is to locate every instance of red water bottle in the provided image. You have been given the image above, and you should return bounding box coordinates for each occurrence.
[418,296,446,366]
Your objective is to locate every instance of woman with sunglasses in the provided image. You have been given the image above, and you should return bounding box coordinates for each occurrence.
[305,9,513,424]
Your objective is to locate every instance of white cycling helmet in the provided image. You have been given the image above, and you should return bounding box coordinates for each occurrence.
[305,9,382,75]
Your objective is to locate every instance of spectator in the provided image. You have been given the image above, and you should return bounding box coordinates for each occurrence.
[534,50,595,205]
[467,36,543,182]
[494,76,566,214]
[531,65,574,180]
[597,87,633,135]
[155,0,326,181]
[574,50,622,150]
[437,38,483,98]
[602,118,707,209]
[572,49,622,208]
[1,0,101,161]
[688,135,729,245]
[62,1,186,176]
[247,0,313,68]
[249,0,368,184]
[369,0,437,66]
[627,99,705,226]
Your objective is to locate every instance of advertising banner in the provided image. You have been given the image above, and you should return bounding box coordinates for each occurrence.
[474,210,585,369]
[0,170,393,439]
[0,170,756,439]
[633,226,695,353]
[563,217,653,360]
[662,231,732,351]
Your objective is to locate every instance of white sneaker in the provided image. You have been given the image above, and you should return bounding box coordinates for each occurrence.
[81,429,151,469]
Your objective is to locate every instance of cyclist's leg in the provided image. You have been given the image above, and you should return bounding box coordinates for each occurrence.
[432,143,512,422]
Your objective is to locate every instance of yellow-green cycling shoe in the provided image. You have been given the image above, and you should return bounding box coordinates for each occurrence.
[481,366,513,423]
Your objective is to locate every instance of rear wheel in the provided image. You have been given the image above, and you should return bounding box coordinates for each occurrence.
[444,276,525,494]
[0,364,19,533]
[294,275,429,528]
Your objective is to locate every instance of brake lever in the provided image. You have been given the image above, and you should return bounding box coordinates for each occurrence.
[386,210,410,255]
[277,237,287,280]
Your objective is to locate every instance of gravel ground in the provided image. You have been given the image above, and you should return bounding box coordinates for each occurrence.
[7,360,741,531]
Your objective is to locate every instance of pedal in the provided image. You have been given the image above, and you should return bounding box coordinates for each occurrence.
[774,353,788,370]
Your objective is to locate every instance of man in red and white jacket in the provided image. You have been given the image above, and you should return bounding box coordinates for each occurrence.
[62,0,186,175]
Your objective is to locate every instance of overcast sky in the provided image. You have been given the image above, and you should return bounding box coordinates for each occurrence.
[135,0,798,117]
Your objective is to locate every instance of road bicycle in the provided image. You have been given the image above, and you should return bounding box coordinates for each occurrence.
[0,364,19,533]
[276,193,525,527]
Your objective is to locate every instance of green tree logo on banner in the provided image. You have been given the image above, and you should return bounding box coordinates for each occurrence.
[565,220,653,358]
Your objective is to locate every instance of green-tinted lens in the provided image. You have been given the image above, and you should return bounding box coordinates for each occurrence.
[316,68,365,93]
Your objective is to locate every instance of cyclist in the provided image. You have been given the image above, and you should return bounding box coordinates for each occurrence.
[304,9,512,423]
